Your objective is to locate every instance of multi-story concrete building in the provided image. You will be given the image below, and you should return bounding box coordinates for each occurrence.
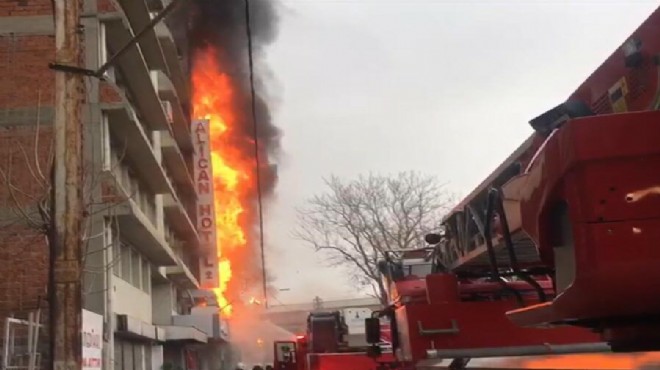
[0,1,228,369]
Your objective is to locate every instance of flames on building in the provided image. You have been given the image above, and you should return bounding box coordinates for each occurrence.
[189,0,279,316]
[186,0,286,364]
[188,0,280,317]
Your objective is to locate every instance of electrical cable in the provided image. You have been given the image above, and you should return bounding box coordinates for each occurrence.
[244,0,269,309]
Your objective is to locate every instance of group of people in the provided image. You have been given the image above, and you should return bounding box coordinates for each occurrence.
[235,363,274,370]
[251,366,273,370]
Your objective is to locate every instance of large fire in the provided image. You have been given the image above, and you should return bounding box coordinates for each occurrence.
[518,352,660,369]
[191,47,256,316]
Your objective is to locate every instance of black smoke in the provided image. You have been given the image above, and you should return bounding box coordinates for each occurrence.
[188,0,281,194]
[182,0,282,317]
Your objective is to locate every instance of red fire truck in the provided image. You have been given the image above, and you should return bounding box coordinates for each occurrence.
[367,5,660,369]
[276,5,660,370]
[273,311,396,370]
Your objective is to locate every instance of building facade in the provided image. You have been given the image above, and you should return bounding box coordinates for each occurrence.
[0,1,225,369]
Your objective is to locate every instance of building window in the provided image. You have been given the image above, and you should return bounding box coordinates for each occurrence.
[114,338,154,370]
[112,233,121,276]
[99,23,115,82]
[141,259,150,294]
[116,239,153,294]
[120,243,131,281]
[131,249,140,288]
[101,114,111,171]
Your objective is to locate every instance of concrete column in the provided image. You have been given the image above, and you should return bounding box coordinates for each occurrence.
[151,346,164,370]
[80,4,115,370]
[151,130,166,233]
[155,194,165,233]
[152,130,162,164]
[152,282,175,325]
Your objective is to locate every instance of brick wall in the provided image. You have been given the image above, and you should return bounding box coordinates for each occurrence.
[0,0,55,359]
[0,34,55,109]
[0,125,52,364]
[97,0,118,13]
[0,0,52,17]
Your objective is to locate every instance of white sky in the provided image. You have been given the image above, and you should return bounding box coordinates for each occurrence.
[261,0,660,305]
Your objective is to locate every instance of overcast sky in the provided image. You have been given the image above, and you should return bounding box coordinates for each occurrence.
[260,0,660,305]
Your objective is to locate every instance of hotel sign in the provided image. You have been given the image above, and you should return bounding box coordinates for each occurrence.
[192,119,219,288]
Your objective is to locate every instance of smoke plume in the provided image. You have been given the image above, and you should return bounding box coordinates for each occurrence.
[189,0,281,276]
[186,0,284,365]
[190,0,281,176]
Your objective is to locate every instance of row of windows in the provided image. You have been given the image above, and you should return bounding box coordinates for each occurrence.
[112,236,151,294]
[105,137,158,227]
[113,339,153,370]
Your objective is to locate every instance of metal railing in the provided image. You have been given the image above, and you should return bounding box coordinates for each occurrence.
[2,310,42,370]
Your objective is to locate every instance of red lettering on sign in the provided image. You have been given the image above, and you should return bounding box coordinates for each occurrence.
[198,170,210,182]
[198,204,212,216]
[203,256,215,267]
[201,217,213,228]
[198,182,210,194]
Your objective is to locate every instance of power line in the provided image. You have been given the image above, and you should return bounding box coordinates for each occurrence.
[244,0,269,309]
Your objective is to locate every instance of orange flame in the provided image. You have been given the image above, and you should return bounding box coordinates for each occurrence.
[518,352,660,369]
[191,47,255,317]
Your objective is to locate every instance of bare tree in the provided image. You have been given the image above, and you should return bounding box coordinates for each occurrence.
[0,97,133,368]
[0,122,132,278]
[294,171,452,305]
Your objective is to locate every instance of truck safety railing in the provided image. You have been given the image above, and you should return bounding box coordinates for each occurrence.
[425,342,611,359]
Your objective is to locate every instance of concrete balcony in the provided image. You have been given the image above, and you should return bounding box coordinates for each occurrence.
[173,307,230,342]
[161,131,194,194]
[164,256,200,290]
[159,325,207,344]
[151,266,170,286]
[107,175,177,266]
[154,20,189,107]
[115,314,164,341]
[116,0,169,74]
[156,70,192,151]
[101,14,171,132]
[163,189,198,245]
[101,97,171,195]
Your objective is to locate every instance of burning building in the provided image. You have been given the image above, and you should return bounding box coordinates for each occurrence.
[183,0,283,367]
[0,0,280,369]
[189,0,279,317]
[189,0,281,315]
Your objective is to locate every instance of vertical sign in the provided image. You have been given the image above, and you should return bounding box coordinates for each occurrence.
[193,119,219,288]
[82,309,103,370]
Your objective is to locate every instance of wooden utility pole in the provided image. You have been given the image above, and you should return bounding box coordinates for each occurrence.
[52,0,84,369]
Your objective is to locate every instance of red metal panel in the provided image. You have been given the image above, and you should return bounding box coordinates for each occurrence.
[511,111,660,258]
[396,301,599,364]
[426,274,459,305]
[506,111,660,345]
[306,353,396,370]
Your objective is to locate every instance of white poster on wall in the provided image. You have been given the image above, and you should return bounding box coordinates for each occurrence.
[193,119,219,288]
[82,309,103,370]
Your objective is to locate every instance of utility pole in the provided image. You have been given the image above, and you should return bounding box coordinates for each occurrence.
[52,0,84,369]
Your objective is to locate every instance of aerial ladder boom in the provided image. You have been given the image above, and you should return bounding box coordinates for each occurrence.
[365,5,660,369]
